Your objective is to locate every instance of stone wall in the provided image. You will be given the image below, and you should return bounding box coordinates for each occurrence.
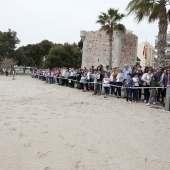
[120,32,138,69]
[81,30,138,69]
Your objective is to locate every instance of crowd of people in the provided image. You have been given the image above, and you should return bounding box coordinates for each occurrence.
[32,64,170,107]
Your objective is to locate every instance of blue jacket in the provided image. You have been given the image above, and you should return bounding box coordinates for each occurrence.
[125,78,133,88]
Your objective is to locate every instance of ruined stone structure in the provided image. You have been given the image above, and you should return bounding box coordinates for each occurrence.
[80,30,138,69]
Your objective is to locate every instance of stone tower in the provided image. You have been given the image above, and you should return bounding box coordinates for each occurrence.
[80,29,138,69]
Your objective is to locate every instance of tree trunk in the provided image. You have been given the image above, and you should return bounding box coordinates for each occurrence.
[157,0,167,67]
[109,33,113,69]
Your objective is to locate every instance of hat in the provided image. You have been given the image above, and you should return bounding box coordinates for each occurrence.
[124,64,128,67]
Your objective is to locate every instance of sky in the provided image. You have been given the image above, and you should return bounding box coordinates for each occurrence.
[1,0,163,47]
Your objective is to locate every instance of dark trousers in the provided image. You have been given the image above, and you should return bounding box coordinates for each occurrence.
[126,88,132,101]
[116,82,122,97]
[62,77,65,86]
[71,76,75,88]
[110,82,117,95]
[65,79,68,86]
[104,87,110,95]
[144,85,150,101]
[138,85,142,99]
[133,87,138,101]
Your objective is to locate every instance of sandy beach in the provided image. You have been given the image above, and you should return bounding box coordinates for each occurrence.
[0,75,170,170]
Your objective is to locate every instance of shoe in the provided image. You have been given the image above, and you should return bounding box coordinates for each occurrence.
[144,100,147,103]
[125,100,128,102]
[129,101,132,104]
[117,96,121,98]
[92,94,96,95]
[104,96,106,98]
[147,103,150,106]
[153,102,156,105]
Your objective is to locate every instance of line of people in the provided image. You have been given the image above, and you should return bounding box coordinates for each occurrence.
[32,64,170,107]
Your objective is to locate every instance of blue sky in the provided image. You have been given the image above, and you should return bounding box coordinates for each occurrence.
[1,0,161,47]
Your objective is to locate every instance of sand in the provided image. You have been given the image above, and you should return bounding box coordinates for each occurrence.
[0,75,170,170]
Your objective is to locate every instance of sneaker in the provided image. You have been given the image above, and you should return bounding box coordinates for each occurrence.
[144,100,147,103]
[153,102,156,105]
[147,103,150,106]
[125,100,128,102]
[129,101,132,104]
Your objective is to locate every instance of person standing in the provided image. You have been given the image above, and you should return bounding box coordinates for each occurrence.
[116,69,123,98]
[123,64,132,98]
[132,73,139,103]
[125,73,133,103]
[93,70,103,95]
[155,67,163,102]
[110,67,117,96]
[103,73,110,98]
[147,76,158,106]
[142,68,153,103]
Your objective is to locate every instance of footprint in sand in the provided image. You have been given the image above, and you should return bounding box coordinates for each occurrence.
[9,127,16,131]
[154,120,160,124]
[42,131,48,134]
[44,167,50,170]
[5,116,11,119]
[32,113,38,115]
[19,133,24,137]
[37,152,47,158]
[17,117,25,120]
[4,122,11,126]
[24,143,31,148]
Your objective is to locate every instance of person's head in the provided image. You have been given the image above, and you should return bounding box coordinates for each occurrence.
[106,73,109,78]
[124,64,128,70]
[113,67,117,72]
[147,68,152,74]
[127,73,132,78]
[152,75,157,81]
[134,73,138,77]
[158,67,162,73]
[167,68,170,74]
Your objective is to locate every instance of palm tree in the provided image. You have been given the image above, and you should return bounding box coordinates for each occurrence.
[96,8,126,68]
[126,0,170,67]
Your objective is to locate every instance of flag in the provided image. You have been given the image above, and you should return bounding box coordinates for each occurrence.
[143,45,147,59]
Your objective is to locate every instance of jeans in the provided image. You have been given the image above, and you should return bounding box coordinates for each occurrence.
[110,82,117,95]
[144,85,150,101]
[126,88,132,101]
[104,87,110,95]
[133,86,138,101]
[116,82,122,97]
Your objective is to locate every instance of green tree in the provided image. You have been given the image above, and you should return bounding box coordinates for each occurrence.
[0,29,20,61]
[96,8,126,68]
[126,0,170,67]
[14,40,54,68]
[44,43,82,69]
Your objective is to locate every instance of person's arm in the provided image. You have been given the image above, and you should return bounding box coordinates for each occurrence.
[141,73,147,82]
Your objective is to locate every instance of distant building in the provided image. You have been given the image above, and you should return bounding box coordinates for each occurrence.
[80,29,138,69]
[155,31,170,68]
[138,42,155,69]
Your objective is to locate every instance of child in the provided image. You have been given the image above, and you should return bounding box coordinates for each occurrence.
[103,73,110,98]
[125,73,133,103]
[132,73,139,102]
[147,76,158,106]
[83,73,88,92]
